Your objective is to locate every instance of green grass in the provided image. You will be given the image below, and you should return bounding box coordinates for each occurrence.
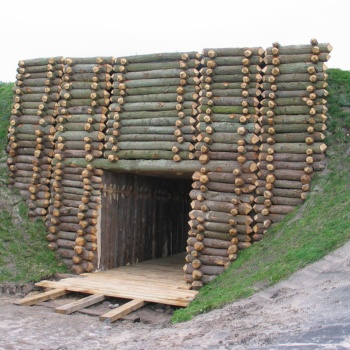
[0,82,13,151]
[0,81,67,283]
[172,69,350,323]
[0,201,67,283]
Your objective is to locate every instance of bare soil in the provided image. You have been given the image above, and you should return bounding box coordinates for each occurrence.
[2,241,350,350]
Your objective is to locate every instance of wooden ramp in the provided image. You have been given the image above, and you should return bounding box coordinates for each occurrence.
[15,253,198,322]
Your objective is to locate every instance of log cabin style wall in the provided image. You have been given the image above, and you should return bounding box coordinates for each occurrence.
[7,39,332,289]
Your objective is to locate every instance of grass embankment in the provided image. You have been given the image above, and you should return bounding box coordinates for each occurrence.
[0,81,66,283]
[172,68,350,322]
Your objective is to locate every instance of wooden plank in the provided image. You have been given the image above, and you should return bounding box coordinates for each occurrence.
[14,289,68,306]
[55,294,105,314]
[36,280,194,306]
[99,299,145,323]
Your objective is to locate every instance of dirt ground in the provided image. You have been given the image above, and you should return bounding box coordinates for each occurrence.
[2,241,350,350]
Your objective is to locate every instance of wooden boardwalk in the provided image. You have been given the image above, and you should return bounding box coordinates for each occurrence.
[15,253,198,322]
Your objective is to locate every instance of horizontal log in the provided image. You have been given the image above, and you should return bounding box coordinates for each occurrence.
[266,43,332,55]
[114,84,199,97]
[184,263,225,276]
[201,56,262,67]
[16,78,60,88]
[64,64,113,74]
[259,142,327,154]
[258,160,324,171]
[258,152,325,163]
[198,254,231,266]
[117,77,189,89]
[197,132,259,145]
[187,237,232,250]
[105,150,194,160]
[197,121,260,133]
[193,181,256,194]
[198,105,257,115]
[19,57,62,67]
[265,52,330,65]
[117,125,194,134]
[258,171,311,185]
[115,141,194,151]
[195,151,258,162]
[201,74,262,84]
[192,230,232,241]
[190,189,254,203]
[62,72,111,82]
[116,68,198,81]
[254,204,297,215]
[203,47,265,57]
[118,59,197,72]
[59,114,107,124]
[190,210,253,225]
[261,97,327,108]
[56,238,76,249]
[261,124,326,135]
[110,110,190,119]
[201,65,260,76]
[55,131,105,141]
[264,72,328,84]
[207,82,259,90]
[58,106,95,115]
[259,114,327,125]
[262,89,327,99]
[264,62,326,75]
[65,57,114,65]
[112,116,193,127]
[195,141,258,153]
[191,199,252,215]
[116,52,197,64]
[202,89,259,99]
[254,213,286,224]
[260,81,328,91]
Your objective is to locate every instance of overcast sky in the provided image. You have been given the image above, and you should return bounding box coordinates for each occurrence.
[0,0,346,82]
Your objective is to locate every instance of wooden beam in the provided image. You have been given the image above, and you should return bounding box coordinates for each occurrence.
[14,289,68,306]
[99,299,145,323]
[55,294,105,314]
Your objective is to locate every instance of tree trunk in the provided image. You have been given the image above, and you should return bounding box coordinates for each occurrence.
[259,142,327,154]
[260,81,327,91]
[266,43,332,55]
[202,74,262,84]
[203,47,265,57]
[191,199,252,214]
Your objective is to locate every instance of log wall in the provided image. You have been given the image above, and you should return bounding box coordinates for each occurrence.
[7,39,332,288]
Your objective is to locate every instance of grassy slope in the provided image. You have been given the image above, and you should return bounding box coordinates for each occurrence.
[172,68,350,322]
[0,81,66,283]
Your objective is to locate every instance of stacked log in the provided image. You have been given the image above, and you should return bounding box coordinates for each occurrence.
[185,47,264,289]
[7,57,63,219]
[55,56,113,164]
[255,39,331,234]
[105,52,200,162]
[46,161,103,272]
[45,57,112,272]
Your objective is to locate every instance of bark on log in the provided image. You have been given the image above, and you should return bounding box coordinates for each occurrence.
[260,81,327,91]
[191,199,252,215]
[190,189,254,203]
[266,43,332,55]
[259,142,327,154]
[203,47,265,57]
[201,74,262,84]
[259,114,327,125]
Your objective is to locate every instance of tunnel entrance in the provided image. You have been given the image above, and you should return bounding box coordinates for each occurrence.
[98,171,192,270]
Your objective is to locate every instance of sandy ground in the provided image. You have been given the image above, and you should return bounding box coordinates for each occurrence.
[2,241,350,350]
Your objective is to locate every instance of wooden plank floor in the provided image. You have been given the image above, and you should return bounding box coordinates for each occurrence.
[36,253,198,307]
